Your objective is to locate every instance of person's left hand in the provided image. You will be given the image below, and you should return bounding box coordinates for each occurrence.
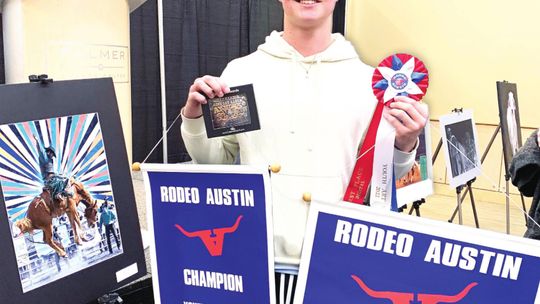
[383,95,429,152]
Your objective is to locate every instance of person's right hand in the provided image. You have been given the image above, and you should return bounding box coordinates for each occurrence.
[183,75,230,118]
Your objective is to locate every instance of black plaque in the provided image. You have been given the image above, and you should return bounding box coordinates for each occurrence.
[202,84,260,138]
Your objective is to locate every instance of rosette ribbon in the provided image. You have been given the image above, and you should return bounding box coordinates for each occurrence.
[343,54,429,210]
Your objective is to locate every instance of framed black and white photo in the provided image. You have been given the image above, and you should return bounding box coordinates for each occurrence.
[496,81,523,175]
[439,110,482,188]
[0,78,146,303]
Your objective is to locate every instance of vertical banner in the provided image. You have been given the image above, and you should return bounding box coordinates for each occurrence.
[295,201,540,303]
[142,164,275,304]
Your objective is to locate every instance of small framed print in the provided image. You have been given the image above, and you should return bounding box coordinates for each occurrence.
[439,110,482,188]
[202,84,260,138]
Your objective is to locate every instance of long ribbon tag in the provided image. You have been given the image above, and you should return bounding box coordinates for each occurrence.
[369,117,396,209]
[343,54,429,206]
[343,102,383,203]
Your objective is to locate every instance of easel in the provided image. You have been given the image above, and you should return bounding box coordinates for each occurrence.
[406,108,481,226]
[407,198,425,216]
[445,123,528,233]
[453,178,480,226]
[404,134,443,217]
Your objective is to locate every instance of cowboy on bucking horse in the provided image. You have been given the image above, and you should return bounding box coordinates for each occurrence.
[34,135,72,203]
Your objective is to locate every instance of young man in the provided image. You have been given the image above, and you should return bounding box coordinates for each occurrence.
[181,1,428,302]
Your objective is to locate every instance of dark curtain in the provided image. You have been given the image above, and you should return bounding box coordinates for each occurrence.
[129,0,345,163]
[332,0,346,35]
[130,0,283,163]
[130,2,162,163]
[0,14,5,84]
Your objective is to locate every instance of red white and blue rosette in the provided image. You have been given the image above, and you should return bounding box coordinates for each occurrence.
[372,53,429,104]
[344,54,429,210]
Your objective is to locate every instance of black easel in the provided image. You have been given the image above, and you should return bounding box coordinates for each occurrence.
[443,108,481,226]
[407,198,425,216]
[453,178,480,226]
[407,108,481,225]
[405,136,443,217]
[445,123,528,232]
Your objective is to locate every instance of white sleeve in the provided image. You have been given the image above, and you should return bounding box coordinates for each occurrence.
[393,139,418,178]
[180,111,239,164]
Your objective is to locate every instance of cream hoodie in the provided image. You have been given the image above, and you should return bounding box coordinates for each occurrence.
[181,31,416,266]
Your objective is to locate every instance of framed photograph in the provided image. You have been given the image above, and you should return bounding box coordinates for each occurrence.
[202,84,260,138]
[395,123,434,207]
[2,113,125,293]
[439,110,482,188]
[0,79,146,303]
[496,81,523,175]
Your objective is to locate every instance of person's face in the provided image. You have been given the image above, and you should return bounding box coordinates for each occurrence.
[47,151,54,158]
[280,0,337,30]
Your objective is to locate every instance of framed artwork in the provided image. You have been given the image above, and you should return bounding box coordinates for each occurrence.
[439,110,482,188]
[496,81,523,176]
[0,78,146,303]
[395,124,434,207]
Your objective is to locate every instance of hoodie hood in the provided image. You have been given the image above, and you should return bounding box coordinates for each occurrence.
[258,31,359,63]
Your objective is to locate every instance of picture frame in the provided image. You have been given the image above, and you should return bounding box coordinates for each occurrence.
[496,81,523,176]
[439,110,482,188]
[202,84,260,138]
[395,123,434,207]
[0,78,146,303]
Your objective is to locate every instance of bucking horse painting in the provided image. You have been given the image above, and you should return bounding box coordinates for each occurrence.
[13,177,99,257]
[0,113,121,292]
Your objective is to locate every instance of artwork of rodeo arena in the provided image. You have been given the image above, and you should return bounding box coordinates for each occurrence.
[1,1,540,303]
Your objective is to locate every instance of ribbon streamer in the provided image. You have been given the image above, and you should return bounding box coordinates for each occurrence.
[343,54,429,207]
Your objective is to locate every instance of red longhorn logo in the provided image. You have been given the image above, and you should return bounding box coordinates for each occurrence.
[352,275,478,304]
[175,215,243,256]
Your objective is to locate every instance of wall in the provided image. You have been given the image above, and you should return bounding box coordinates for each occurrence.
[345,0,539,200]
[2,0,132,160]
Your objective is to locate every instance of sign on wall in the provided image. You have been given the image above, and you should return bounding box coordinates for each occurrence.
[142,164,275,304]
[295,201,540,303]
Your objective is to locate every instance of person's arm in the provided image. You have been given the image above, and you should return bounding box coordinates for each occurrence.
[383,96,429,178]
[33,135,46,165]
[180,74,239,164]
[99,213,104,228]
